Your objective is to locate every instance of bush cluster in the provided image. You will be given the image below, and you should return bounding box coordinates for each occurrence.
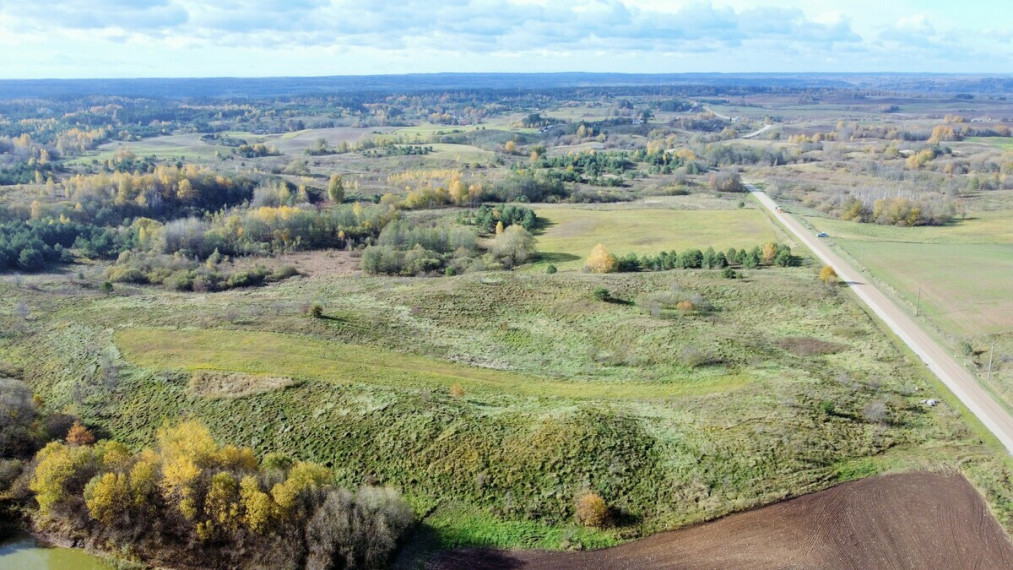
[362,222,535,276]
[27,421,414,569]
[105,251,298,292]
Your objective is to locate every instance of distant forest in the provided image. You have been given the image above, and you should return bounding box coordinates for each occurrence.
[0,72,1010,100]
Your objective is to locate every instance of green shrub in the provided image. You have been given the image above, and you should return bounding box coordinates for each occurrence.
[106,266,149,284]
[271,265,299,280]
[307,304,324,319]
[227,267,269,289]
[592,287,610,302]
[545,264,557,274]
[165,270,195,292]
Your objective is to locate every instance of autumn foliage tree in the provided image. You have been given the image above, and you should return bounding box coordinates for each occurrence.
[327,174,344,203]
[819,265,838,285]
[27,420,414,569]
[587,243,618,273]
[575,490,609,528]
[65,420,95,446]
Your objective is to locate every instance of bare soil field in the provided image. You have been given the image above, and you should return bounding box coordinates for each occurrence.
[428,472,1013,570]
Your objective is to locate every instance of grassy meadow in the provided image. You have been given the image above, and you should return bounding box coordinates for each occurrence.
[2,256,1006,553]
[534,203,785,269]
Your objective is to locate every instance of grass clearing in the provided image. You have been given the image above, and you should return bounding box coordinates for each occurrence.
[535,206,783,269]
[427,143,494,163]
[966,137,1013,151]
[188,370,298,399]
[116,328,750,400]
[66,134,221,165]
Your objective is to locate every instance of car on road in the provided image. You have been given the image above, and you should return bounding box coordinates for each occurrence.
[817,232,829,238]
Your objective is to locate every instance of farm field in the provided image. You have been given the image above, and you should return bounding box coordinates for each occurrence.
[430,471,1013,569]
[967,136,1013,151]
[534,203,785,270]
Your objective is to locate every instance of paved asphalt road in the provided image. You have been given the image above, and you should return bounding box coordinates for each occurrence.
[748,184,1013,454]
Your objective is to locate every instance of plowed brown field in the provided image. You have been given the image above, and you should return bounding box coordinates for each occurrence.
[428,472,1013,569]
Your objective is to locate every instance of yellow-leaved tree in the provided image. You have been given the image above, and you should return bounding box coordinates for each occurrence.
[84,472,130,526]
[240,475,274,534]
[29,441,94,516]
[587,243,618,273]
[158,420,218,520]
[819,265,838,285]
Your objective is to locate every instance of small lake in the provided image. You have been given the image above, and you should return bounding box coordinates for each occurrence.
[0,531,113,569]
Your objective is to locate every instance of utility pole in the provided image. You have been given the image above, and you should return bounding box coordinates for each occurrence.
[915,285,921,317]
[987,343,996,383]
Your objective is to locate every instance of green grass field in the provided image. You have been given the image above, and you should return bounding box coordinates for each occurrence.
[807,210,1013,245]
[426,143,494,163]
[116,328,749,400]
[66,134,222,165]
[806,213,1013,338]
[535,205,784,269]
[966,137,1013,151]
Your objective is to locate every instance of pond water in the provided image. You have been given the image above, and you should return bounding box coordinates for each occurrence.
[0,531,113,569]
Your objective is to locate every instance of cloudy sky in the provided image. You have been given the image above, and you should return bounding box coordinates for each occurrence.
[0,0,1009,78]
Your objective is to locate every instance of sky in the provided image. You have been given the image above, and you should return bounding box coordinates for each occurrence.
[0,0,1009,78]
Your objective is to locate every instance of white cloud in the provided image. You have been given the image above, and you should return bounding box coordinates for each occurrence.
[0,0,1006,77]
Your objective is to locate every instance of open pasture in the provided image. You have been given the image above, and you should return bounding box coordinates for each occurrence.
[534,204,784,269]
[67,134,221,164]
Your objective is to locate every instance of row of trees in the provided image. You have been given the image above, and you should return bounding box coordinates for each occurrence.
[837,196,955,226]
[587,242,801,273]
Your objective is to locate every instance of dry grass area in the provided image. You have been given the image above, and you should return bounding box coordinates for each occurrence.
[232,249,360,279]
[775,337,846,357]
[188,370,298,399]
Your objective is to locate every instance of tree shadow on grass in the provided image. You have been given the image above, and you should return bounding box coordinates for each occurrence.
[538,252,581,264]
[531,216,557,235]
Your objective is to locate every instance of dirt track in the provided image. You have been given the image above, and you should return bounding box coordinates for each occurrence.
[428,472,1013,569]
